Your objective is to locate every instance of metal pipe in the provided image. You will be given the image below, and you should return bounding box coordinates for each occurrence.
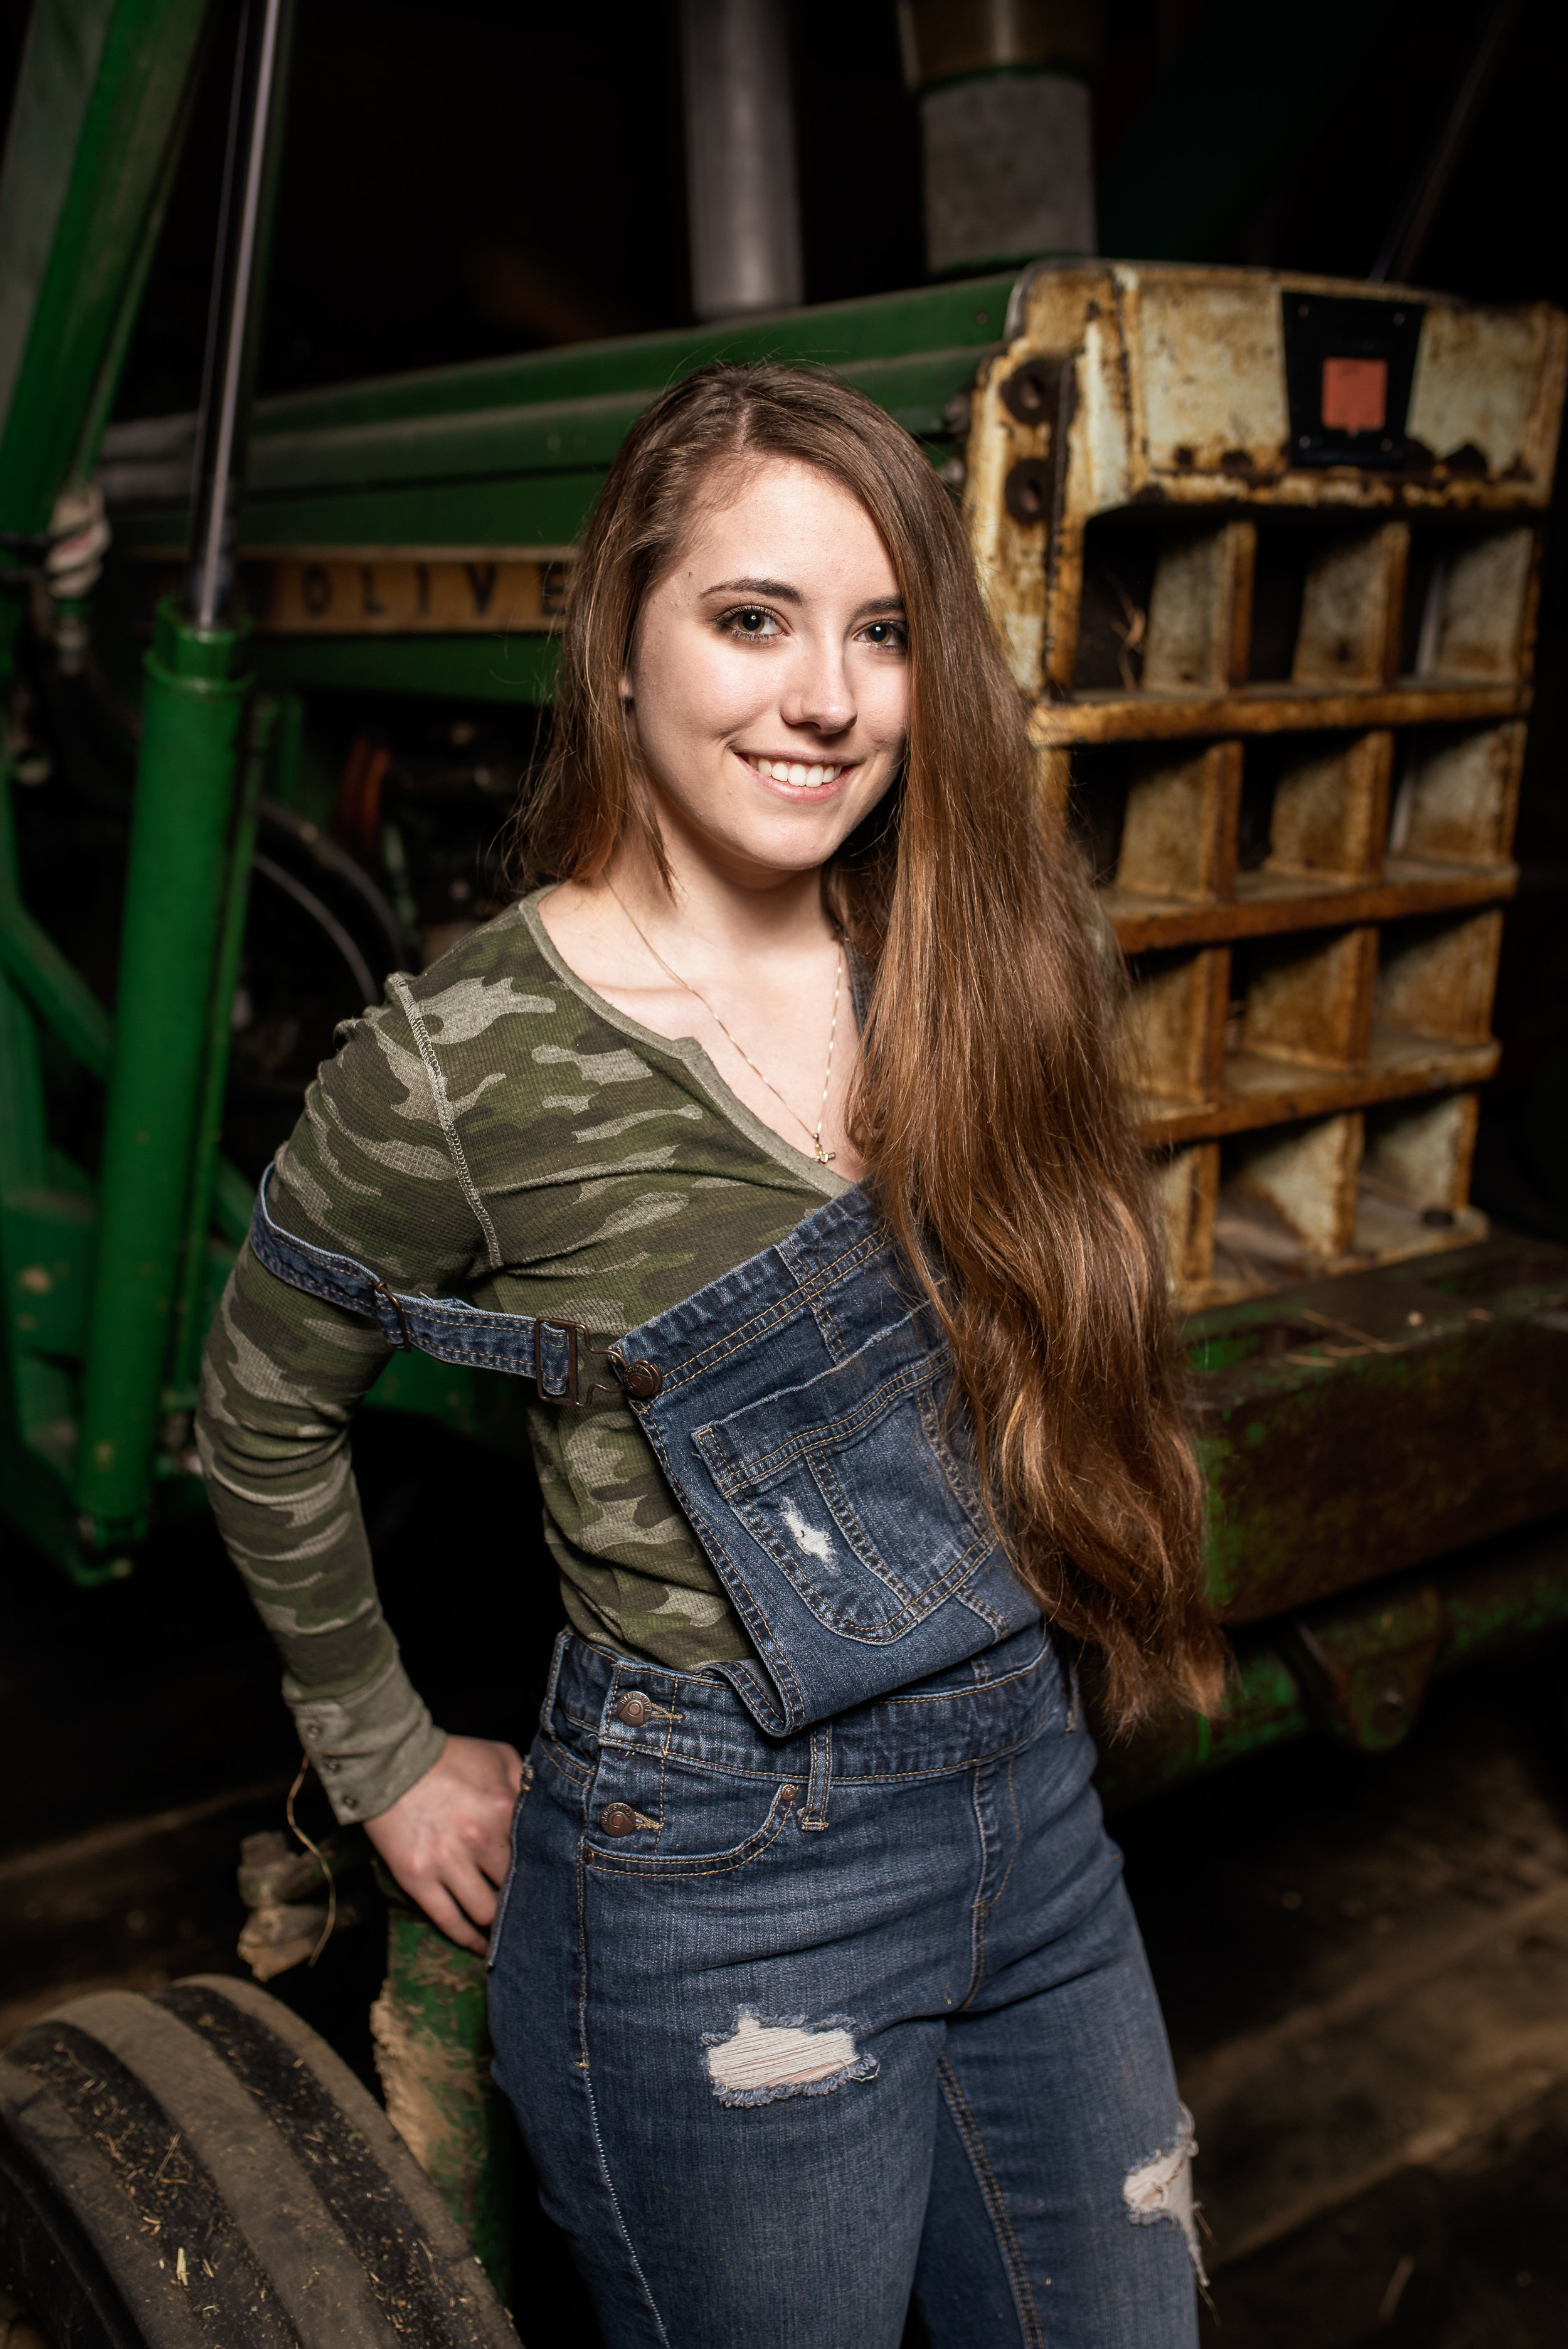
[679,0,803,321]
[250,852,378,1009]
[169,691,275,1401]
[899,0,1101,275]
[188,0,289,625]
[73,600,253,1546]
[74,0,294,1549]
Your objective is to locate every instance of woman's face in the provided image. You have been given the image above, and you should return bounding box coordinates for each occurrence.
[622,455,909,884]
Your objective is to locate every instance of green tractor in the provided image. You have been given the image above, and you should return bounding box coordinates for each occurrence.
[1,1,1565,2339]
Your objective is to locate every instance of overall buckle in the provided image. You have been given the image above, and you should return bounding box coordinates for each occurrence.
[532,1318,617,1408]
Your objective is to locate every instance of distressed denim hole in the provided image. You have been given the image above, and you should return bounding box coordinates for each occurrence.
[701,2009,879,2107]
[1123,2102,1207,2284]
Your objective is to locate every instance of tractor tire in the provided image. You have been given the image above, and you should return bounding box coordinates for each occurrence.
[0,1975,519,2349]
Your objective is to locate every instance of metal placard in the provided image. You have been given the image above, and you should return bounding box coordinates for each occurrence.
[1281,293,1425,470]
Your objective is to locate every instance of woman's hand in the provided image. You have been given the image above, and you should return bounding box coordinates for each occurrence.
[364,1734,526,1954]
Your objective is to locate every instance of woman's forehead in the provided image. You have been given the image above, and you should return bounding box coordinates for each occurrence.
[668,454,897,585]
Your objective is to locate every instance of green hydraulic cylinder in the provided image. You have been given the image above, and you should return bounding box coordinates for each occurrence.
[169,691,273,1399]
[73,597,252,1550]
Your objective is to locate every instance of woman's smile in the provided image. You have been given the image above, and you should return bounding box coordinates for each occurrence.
[735,749,855,795]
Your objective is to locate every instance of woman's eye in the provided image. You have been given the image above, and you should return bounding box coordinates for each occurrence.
[859,620,907,649]
[722,605,781,639]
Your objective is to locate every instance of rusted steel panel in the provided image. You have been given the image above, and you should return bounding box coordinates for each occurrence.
[1135,1038,1500,1147]
[1190,1241,1568,1621]
[969,265,1565,1310]
[1029,681,1530,747]
[995,265,1568,512]
[1110,864,1517,955]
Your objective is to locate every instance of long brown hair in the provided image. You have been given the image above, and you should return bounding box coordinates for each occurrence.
[517,362,1225,1731]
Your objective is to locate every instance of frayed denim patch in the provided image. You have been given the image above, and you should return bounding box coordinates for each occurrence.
[1123,2102,1207,2284]
[702,2009,879,2107]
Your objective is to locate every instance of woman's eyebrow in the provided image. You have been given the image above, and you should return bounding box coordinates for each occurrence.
[701,580,907,621]
[704,575,802,602]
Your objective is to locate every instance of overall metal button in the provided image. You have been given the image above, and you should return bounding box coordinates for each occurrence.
[615,1692,652,1727]
[623,1359,662,1399]
[599,1803,637,1837]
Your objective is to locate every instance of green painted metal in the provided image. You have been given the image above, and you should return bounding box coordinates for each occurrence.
[252,632,559,706]
[66,29,208,501]
[0,886,113,1079]
[73,598,253,1547]
[4,1194,94,1362]
[0,0,209,534]
[246,277,1017,440]
[211,1153,255,1250]
[0,713,78,1567]
[1099,1519,1568,1809]
[170,693,274,1399]
[1096,1641,1309,1811]
[0,0,245,1574]
[102,296,1009,591]
[376,1901,514,2298]
[0,0,118,468]
[0,736,52,1177]
[240,348,995,502]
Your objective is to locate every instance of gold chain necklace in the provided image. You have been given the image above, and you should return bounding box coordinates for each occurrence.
[606,884,844,1165]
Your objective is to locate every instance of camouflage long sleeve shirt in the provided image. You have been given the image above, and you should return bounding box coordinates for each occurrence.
[196,891,843,1823]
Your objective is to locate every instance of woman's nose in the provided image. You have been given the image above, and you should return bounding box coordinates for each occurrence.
[779,637,856,736]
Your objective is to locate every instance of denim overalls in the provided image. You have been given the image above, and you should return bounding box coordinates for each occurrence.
[251,1172,1202,2349]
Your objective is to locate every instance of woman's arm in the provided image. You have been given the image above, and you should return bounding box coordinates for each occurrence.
[197,988,522,1949]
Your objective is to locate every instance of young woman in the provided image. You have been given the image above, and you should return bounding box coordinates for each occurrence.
[200,361,1225,2348]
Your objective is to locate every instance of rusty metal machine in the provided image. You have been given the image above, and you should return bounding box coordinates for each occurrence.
[960,262,1568,1780]
[2,0,1567,2335]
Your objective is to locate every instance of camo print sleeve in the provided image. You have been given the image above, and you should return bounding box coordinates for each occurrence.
[197,892,839,1823]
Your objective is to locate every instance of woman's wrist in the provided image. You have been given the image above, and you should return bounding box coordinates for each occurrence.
[288,1652,447,1823]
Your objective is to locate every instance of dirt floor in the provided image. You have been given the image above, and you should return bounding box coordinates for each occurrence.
[1120,1624,1568,2346]
[3,1481,1568,2343]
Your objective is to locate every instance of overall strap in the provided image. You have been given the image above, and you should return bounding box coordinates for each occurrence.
[246,1164,625,1405]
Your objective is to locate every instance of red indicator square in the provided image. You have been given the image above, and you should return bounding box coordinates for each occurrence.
[1322,355,1388,432]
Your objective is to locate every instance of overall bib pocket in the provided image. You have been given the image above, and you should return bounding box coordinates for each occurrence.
[693,1340,992,1643]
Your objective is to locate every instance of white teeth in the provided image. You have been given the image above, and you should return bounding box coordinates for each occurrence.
[751,756,842,785]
